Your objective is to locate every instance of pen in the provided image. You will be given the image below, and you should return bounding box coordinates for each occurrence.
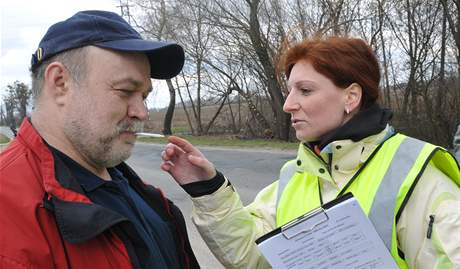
[135,132,165,138]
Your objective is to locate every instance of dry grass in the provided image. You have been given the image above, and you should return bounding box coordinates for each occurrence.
[137,134,299,151]
[146,102,255,135]
[0,134,10,144]
[142,102,301,150]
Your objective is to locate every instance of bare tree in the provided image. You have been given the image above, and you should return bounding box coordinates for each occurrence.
[8,81,31,120]
[2,81,31,127]
[0,105,6,125]
[440,0,460,115]
[123,0,458,146]
[127,0,181,134]
[2,94,16,128]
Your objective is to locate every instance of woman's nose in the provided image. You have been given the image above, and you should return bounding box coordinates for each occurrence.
[283,92,299,113]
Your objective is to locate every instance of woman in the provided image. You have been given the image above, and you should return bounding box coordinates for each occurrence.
[161,37,460,269]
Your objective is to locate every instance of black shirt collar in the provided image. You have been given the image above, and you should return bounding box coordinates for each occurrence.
[49,147,113,193]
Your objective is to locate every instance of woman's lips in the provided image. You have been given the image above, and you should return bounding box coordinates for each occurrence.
[291,119,306,127]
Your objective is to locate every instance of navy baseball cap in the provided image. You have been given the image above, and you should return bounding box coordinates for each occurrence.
[31,10,184,79]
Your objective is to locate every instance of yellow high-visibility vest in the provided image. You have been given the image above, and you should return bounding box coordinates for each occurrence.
[276,134,460,268]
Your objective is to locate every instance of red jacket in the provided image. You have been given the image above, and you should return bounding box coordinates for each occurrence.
[0,119,199,269]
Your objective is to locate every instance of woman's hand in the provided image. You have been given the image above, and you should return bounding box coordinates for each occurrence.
[161,136,217,185]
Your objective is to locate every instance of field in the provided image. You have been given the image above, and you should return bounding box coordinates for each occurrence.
[0,134,9,144]
[145,102,299,150]
[147,101,261,135]
[137,135,299,151]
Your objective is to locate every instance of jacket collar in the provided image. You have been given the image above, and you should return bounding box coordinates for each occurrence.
[16,118,91,203]
[295,104,395,181]
[16,119,199,268]
[296,126,395,180]
[17,118,140,243]
[314,104,393,150]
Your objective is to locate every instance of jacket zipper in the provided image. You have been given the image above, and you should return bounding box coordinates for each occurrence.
[303,144,331,174]
[303,144,332,205]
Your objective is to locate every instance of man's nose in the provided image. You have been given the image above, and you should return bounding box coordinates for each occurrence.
[128,95,149,121]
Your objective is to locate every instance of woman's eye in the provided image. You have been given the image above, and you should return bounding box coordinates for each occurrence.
[300,88,312,95]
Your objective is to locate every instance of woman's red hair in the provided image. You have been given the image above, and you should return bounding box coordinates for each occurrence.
[281,37,380,109]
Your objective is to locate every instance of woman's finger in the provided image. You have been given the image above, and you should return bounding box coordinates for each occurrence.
[168,136,200,154]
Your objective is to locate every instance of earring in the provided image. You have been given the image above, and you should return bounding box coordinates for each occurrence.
[345,108,350,115]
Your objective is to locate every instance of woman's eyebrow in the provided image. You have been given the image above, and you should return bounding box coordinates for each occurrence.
[287,80,317,88]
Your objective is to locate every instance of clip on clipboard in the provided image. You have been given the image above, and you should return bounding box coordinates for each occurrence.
[280,207,328,239]
[255,193,399,269]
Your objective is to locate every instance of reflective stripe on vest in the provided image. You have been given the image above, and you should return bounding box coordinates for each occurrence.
[276,161,297,209]
[368,136,424,249]
[275,135,424,249]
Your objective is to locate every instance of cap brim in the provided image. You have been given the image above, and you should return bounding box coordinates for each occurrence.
[95,39,184,79]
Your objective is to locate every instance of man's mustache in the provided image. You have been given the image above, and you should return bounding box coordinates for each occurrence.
[116,120,144,133]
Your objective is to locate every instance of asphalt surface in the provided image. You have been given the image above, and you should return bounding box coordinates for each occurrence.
[0,126,14,151]
[126,142,296,268]
[0,126,14,139]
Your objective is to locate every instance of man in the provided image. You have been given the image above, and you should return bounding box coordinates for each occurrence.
[0,10,199,269]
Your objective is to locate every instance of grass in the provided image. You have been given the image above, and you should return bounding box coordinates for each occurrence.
[137,135,299,151]
[0,134,10,144]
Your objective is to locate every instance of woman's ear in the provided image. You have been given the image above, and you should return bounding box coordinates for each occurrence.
[43,62,72,106]
[344,83,362,114]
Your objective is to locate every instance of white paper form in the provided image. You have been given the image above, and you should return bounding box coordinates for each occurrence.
[256,193,399,269]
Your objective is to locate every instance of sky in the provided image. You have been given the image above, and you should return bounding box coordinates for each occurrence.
[0,0,170,109]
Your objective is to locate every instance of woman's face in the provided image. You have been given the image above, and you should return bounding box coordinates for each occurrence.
[283,60,349,142]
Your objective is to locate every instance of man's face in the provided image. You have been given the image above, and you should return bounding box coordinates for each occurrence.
[63,46,152,168]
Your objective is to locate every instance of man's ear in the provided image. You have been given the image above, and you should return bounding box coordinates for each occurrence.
[43,62,72,106]
[344,83,362,113]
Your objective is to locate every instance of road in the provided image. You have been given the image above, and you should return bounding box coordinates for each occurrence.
[0,126,14,151]
[0,126,14,139]
[126,142,296,268]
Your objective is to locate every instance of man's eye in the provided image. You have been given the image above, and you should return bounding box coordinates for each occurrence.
[116,89,133,97]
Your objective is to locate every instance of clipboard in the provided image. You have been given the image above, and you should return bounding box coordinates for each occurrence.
[255,193,399,269]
